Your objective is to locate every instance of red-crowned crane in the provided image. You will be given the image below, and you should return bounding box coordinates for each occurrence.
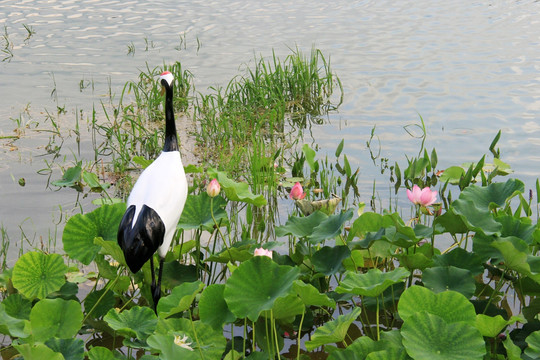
[117,70,188,311]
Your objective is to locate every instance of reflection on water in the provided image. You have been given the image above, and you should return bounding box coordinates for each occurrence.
[0,0,539,259]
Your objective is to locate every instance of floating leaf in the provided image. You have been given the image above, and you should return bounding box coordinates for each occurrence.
[293,280,336,308]
[149,318,226,359]
[104,306,157,340]
[157,281,204,318]
[52,164,82,188]
[336,268,410,297]
[177,193,228,231]
[224,256,300,321]
[432,248,484,275]
[199,284,236,329]
[305,307,362,350]
[525,330,540,359]
[275,211,328,238]
[12,251,67,300]
[45,338,84,360]
[475,314,522,338]
[308,209,354,244]
[87,347,117,360]
[30,298,83,342]
[422,266,476,298]
[0,303,29,338]
[401,311,485,360]
[84,288,116,319]
[312,245,351,276]
[13,343,64,360]
[63,203,126,265]
[398,286,476,325]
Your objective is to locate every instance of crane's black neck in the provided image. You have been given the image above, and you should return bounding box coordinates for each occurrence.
[162,79,179,152]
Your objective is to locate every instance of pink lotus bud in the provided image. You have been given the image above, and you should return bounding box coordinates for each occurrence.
[207,178,220,198]
[289,182,306,200]
[406,185,438,207]
[254,247,272,258]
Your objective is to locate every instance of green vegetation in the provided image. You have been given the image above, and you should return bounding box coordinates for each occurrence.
[1,48,540,360]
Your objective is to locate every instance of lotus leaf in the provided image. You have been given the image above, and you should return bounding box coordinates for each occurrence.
[12,251,67,300]
[104,306,157,340]
[30,298,83,342]
[305,307,361,350]
[223,256,300,321]
[336,267,410,297]
[62,203,126,265]
[401,311,485,360]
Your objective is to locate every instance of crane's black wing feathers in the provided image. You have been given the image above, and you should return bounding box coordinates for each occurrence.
[117,204,165,273]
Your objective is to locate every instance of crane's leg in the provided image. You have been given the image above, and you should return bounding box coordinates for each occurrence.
[150,257,164,313]
[149,256,158,313]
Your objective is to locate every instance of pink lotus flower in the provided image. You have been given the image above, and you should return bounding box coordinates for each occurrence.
[207,179,220,198]
[289,182,306,200]
[254,247,272,258]
[406,185,438,206]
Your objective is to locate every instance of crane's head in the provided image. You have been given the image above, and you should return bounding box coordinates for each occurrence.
[159,71,174,94]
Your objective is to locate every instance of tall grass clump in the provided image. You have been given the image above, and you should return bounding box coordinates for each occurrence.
[194,48,343,178]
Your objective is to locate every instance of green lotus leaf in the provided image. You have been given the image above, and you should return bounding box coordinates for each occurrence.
[147,332,199,360]
[45,338,84,360]
[475,314,522,338]
[504,337,523,360]
[396,252,433,271]
[261,294,304,321]
[30,298,83,342]
[62,203,126,265]
[327,336,389,360]
[2,293,31,319]
[433,247,484,275]
[496,214,536,244]
[438,166,465,185]
[177,193,228,231]
[398,286,476,325]
[104,306,157,340]
[13,343,65,360]
[293,280,336,308]
[51,164,82,188]
[275,211,328,238]
[459,178,524,211]
[87,347,116,360]
[206,246,253,263]
[433,209,469,235]
[223,256,301,321]
[491,236,531,274]
[451,199,501,236]
[305,307,361,351]
[312,245,351,275]
[401,311,485,360]
[525,330,540,359]
[336,267,410,297]
[422,266,476,298]
[308,209,354,244]
[161,262,198,288]
[157,281,204,318]
[347,211,386,241]
[199,284,236,329]
[12,251,67,300]
[94,237,126,267]
[149,318,226,359]
[84,288,116,319]
[343,249,365,271]
[0,303,30,338]
[207,169,267,207]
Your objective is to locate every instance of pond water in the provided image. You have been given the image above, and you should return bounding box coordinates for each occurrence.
[1,0,539,263]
